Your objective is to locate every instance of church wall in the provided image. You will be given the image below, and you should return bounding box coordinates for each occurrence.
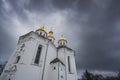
[47,63,58,80]
[12,64,41,80]
[57,48,66,65]
[43,41,57,80]
[65,49,77,80]
[1,32,55,80]
[59,63,66,80]
[0,29,78,80]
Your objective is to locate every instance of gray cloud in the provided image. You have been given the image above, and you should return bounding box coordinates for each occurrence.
[52,0,120,72]
[0,0,120,76]
[73,0,120,71]
[0,27,15,62]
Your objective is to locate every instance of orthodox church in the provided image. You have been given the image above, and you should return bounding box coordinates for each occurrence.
[0,26,77,80]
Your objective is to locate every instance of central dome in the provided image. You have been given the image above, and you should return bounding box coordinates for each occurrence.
[38,26,47,32]
[48,30,55,39]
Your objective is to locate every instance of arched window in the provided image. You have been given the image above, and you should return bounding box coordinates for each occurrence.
[40,32,42,35]
[34,45,42,64]
[43,34,45,37]
[60,42,62,45]
[63,42,65,45]
[54,67,56,70]
[68,56,71,73]
[61,75,63,79]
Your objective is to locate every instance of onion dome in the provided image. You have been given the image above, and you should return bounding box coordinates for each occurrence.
[48,30,55,42]
[48,30,55,39]
[58,35,67,42]
[37,26,47,32]
[58,35,67,46]
[36,26,47,38]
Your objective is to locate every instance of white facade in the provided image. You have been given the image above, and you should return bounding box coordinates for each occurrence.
[0,27,77,80]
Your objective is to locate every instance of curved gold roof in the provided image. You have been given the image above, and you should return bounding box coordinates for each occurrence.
[58,35,67,41]
[48,30,55,39]
[38,26,47,32]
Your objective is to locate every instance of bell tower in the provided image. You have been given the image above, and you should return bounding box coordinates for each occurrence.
[57,35,77,80]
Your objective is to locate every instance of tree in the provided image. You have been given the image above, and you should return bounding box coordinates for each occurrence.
[93,74,104,80]
[81,69,93,80]
[117,71,120,80]
[80,70,120,80]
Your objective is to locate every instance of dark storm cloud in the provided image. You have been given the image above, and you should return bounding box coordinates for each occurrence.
[66,0,120,72]
[8,0,55,15]
[51,0,120,71]
[52,0,75,10]
[0,26,15,62]
[1,0,120,75]
[25,0,49,12]
[75,0,120,71]
[0,0,17,62]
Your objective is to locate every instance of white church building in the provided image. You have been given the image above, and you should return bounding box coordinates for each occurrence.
[0,26,77,80]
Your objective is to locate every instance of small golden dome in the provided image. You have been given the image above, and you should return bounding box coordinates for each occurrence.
[48,30,55,39]
[38,26,47,32]
[58,35,67,41]
[49,30,53,34]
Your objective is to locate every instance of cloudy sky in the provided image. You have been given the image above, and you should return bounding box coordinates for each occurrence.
[0,0,120,78]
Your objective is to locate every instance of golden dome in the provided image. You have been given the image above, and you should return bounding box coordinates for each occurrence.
[38,26,47,32]
[48,30,55,39]
[58,35,67,41]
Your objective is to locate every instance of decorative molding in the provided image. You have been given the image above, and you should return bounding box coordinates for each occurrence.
[4,65,17,73]
[19,37,36,44]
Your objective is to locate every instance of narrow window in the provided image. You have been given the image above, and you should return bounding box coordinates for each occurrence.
[60,42,62,45]
[61,68,62,71]
[40,32,42,35]
[54,67,56,70]
[43,34,45,37]
[63,42,65,45]
[61,75,63,79]
[34,45,42,64]
[14,56,20,64]
[68,56,71,73]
